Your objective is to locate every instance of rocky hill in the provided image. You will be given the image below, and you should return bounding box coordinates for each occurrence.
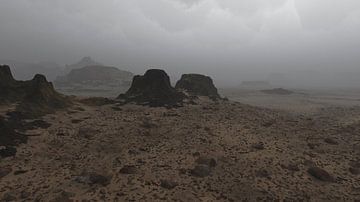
[62,57,102,75]
[56,65,133,85]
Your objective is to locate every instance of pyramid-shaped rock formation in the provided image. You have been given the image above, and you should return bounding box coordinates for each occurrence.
[118,69,185,107]
[175,74,220,99]
[0,65,70,118]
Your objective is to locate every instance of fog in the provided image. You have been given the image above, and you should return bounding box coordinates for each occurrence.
[1,0,360,88]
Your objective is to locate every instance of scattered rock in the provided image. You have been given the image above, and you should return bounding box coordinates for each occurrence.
[74,172,111,186]
[195,156,217,168]
[1,192,16,201]
[349,167,360,175]
[256,169,272,179]
[0,167,12,179]
[119,165,137,174]
[252,142,265,150]
[20,190,31,199]
[307,167,335,182]
[118,69,185,107]
[160,179,178,189]
[14,170,28,175]
[78,127,97,140]
[281,163,300,172]
[324,138,338,145]
[50,190,75,202]
[175,74,220,99]
[71,119,83,124]
[190,165,211,177]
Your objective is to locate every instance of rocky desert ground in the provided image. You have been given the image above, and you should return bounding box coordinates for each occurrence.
[1,67,360,201]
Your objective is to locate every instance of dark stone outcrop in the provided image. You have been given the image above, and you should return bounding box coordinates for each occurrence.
[0,116,27,158]
[118,69,185,107]
[175,74,220,99]
[0,65,70,118]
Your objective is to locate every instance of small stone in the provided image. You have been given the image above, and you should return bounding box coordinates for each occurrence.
[119,165,137,174]
[349,167,360,175]
[190,165,211,177]
[160,179,178,189]
[195,157,217,168]
[14,170,28,175]
[307,167,335,182]
[20,190,31,199]
[74,172,111,186]
[324,138,338,145]
[0,167,12,178]
[252,142,265,150]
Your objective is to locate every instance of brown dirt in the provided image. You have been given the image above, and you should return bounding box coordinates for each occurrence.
[0,97,359,201]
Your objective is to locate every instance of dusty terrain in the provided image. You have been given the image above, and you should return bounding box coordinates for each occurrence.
[1,93,360,201]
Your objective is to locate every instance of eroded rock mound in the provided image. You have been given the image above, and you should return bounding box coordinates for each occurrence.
[118,69,185,107]
[175,74,220,99]
[0,65,70,118]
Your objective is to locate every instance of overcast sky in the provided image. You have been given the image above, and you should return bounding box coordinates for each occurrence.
[0,0,360,86]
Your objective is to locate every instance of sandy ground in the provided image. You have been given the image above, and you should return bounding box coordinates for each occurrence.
[220,88,360,115]
[1,93,360,201]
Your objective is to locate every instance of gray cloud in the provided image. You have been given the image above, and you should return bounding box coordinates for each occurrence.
[0,0,359,87]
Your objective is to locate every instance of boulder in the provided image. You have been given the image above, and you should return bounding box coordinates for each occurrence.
[118,69,185,107]
[175,74,220,99]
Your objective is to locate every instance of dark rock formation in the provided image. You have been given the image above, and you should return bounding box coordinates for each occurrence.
[261,88,294,95]
[0,65,70,118]
[118,69,185,107]
[0,116,27,158]
[175,74,220,99]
